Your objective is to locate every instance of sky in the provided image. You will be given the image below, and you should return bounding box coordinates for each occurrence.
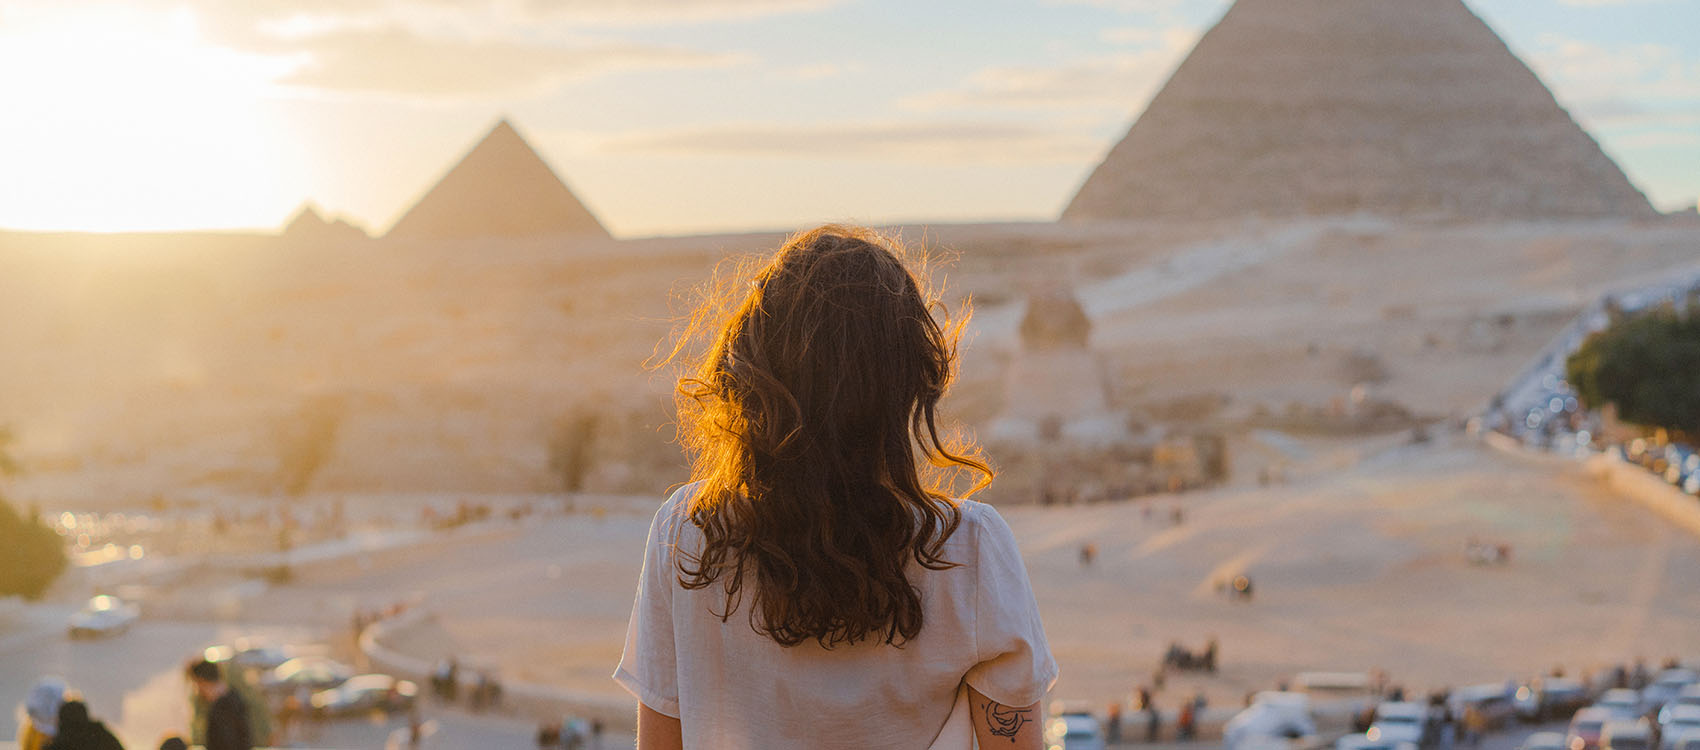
[0,0,1695,238]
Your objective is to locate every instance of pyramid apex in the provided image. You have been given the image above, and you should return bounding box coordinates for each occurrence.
[1062,0,1653,221]
[385,118,609,240]
[282,202,329,233]
[282,201,369,241]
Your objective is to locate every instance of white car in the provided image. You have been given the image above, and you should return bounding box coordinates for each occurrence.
[1369,701,1426,745]
[1226,692,1317,750]
[1647,671,1699,713]
[67,595,139,638]
[262,656,354,697]
[1044,712,1106,750]
[1334,733,1417,750]
[1668,731,1700,750]
[1598,690,1645,720]
[1661,706,1700,750]
[1519,731,1568,750]
[1660,685,1700,726]
[1601,720,1653,750]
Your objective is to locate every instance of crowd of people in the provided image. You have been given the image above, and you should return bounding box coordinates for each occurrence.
[15,658,253,750]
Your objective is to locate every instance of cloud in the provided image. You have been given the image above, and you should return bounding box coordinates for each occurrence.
[520,0,843,25]
[185,0,842,32]
[270,27,745,98]
[1524,33,1700,125]
[1557,0,1671,6]
[777,62,862,81]
[903,28,1197,112]
[601,121,1102,164]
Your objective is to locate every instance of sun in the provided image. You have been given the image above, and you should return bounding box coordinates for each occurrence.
[0,6,304,232]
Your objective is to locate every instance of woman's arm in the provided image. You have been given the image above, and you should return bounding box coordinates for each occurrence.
[638,702,684,750]
[969,686,1045,749]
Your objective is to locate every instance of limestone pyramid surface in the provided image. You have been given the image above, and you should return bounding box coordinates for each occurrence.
[1063,0,1655,221]
[386,120,608,239]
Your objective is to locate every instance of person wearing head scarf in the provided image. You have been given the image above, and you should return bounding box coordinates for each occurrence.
[45,700,124,750]
[17,676,67,750]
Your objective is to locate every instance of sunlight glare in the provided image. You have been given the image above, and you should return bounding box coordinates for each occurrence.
[0,6,304,231]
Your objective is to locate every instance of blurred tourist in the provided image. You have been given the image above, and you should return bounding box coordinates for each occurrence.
[188,659,251,750]
[46,700,123,750]
[17,676,68,750]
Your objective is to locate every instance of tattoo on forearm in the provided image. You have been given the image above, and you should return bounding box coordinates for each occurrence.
[979,700,1033,742]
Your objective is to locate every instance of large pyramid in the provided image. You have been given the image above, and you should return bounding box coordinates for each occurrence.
[1063,0,1655,222]
[386,119,609,239]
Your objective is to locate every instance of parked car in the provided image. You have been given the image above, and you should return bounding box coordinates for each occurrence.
[1369,702,1426,745]
[261,656,353,697]
[1450,683,1516,730]
[1571,707,1614,750]
[1647,671,1700,714]
[310,674,418,718]
[1599,690,1646,720]
[1334,733,1416,750]
[1293,672,1375,714]
[1660,686,1700,726]
[67,595,139,639]
[1518,732,1568,750]
[1045,711,1106,750]
[1519,678,1591,722]
[1661,706,1700,750]
[1669,731,1700,750]
[1225,692,1317,750]
[1600,720,1653,750]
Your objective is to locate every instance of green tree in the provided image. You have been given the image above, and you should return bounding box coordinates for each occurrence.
[0,426,68,599]
[1566,304,1700,437]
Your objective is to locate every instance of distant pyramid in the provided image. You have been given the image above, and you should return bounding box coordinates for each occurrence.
[386,119,608,240]
[1063,0,1655,222]
[281,202,369,242]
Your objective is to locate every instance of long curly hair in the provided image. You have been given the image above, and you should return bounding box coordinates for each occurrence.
[664,225,993,648]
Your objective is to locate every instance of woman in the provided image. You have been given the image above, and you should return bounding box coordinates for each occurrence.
[615,226,1057,748]
[17,677,66,750]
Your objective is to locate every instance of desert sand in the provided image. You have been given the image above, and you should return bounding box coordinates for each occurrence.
[240,430,1700,713]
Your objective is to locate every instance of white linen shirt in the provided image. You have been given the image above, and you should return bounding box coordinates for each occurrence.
[614,483,1058,749]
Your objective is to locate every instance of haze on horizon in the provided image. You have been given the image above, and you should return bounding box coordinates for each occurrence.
[0,0,1696,238]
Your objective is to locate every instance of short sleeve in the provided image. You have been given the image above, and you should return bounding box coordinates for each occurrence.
[612,486,691,718]
[963,505,1059,707]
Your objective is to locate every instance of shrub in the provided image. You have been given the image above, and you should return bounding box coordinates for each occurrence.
[1567,304,1700,437]
[0,496,67,599]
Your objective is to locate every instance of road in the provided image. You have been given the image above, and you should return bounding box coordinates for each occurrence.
[0,618,607,749]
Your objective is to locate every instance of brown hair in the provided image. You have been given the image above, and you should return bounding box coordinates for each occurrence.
[665,225,992,648]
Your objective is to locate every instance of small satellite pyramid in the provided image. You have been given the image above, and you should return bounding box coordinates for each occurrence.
[281,202,369,242]
[386,119,608,240]
[1063,0,1655,221]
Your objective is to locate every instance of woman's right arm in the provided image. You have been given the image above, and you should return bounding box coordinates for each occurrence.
[638,703,684,750]
[969,686,1045,749]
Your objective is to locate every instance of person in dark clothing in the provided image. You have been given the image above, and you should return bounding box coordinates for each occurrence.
[188,660,251,750]
[46,700,124,750]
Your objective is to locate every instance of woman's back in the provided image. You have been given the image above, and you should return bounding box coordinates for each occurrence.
[616,226,1056,748]
[616,484,1054,749]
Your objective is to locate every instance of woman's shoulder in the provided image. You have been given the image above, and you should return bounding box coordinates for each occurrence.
[955,499,1012,534]
[947,499,1018,554]
[647,481,703,539]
